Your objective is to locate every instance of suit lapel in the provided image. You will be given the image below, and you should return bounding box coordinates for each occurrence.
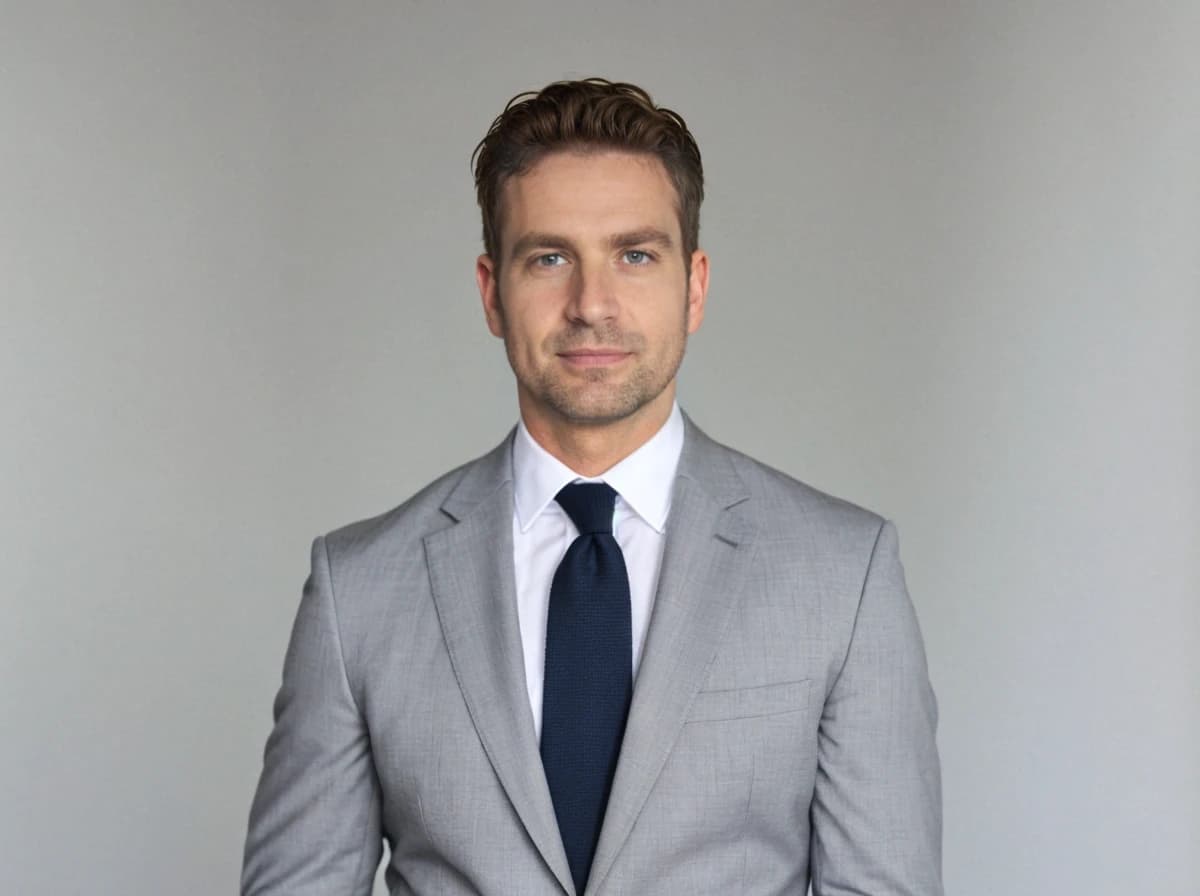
[586,418,758,894]
[423,436,574,894]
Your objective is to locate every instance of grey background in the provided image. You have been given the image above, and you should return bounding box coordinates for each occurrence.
[3,2,1197,894]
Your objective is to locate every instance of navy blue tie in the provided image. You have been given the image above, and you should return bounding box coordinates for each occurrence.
[541,482,632,894]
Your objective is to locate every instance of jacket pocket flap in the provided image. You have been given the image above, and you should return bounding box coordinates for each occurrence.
[686,678,812,723]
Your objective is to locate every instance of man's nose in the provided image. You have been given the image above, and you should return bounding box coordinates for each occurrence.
[565,260,619,326]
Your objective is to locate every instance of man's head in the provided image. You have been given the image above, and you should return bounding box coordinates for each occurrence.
[472,78,704,266]
[473,79,710,450]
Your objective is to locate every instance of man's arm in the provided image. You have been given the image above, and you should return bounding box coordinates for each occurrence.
[241,535,383,895]
[810,520,944,896]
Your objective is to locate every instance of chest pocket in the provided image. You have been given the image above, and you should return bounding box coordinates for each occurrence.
[685,678,812,723]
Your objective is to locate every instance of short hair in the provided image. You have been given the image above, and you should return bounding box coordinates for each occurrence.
[472,78,704,264]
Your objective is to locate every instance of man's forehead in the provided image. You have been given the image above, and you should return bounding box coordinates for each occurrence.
[497,149,682,247]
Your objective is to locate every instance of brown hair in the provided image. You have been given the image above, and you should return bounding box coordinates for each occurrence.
[472,78,704,264]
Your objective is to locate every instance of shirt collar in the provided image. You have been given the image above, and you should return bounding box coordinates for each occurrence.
[512,402,684,534]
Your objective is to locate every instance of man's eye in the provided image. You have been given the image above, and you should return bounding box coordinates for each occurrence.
[624,250,653,265]
[535,253,565,267]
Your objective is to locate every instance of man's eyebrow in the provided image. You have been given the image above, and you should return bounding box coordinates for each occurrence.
[507,232,576,262]
[609,228,675,251]
[506,228,676,262]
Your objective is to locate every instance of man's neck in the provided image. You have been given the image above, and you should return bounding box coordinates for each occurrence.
[518,391,676,478]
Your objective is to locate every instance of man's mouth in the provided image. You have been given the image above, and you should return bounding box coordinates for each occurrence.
[557,349,632,367]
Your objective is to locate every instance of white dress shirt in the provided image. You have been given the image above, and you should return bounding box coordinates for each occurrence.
[511,402,685,742]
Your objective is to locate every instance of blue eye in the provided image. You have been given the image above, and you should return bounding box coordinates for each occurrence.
[624,250,652,264]
[536,253,565,267]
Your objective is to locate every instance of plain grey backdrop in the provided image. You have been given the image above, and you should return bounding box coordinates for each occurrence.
[3,2,1197,894]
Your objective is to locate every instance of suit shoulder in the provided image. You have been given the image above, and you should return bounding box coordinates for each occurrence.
[318,446,500,563]
[721,443,886,541]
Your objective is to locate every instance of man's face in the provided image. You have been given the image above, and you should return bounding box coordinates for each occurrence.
[476,150,708,434]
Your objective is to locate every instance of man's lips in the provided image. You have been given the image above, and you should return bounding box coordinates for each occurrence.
[556,349,632,367]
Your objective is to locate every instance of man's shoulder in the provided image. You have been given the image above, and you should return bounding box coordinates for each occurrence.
[696,427,887,543]
[318,433,512,563]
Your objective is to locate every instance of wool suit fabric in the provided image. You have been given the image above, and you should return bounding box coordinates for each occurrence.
[242,414,943,895]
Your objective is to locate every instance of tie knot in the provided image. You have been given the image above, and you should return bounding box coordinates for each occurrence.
[555,482,617,535]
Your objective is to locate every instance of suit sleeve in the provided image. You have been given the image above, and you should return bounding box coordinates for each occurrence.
[241,536,383,895]
[809,520,944,896]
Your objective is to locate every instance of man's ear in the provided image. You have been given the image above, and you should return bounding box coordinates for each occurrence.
[685,248,709,335]
[476,254,505,338]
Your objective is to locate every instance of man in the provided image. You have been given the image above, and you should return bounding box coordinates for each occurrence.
[242,78,943,895]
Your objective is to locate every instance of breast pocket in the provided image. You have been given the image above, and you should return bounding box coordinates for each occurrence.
[685,678,812,723]
[642,678,819,854]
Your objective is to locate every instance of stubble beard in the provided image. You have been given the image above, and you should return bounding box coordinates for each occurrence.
[502,313,689,428]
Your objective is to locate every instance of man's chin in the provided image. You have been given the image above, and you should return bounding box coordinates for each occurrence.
[517,366,675,430]
[552,403,644,427]
[544,386,672,428]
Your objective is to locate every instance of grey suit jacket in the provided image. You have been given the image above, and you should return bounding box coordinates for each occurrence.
[242,416,943,895]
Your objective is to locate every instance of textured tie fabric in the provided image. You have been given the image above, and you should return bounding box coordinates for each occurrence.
[541,482,633,895]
